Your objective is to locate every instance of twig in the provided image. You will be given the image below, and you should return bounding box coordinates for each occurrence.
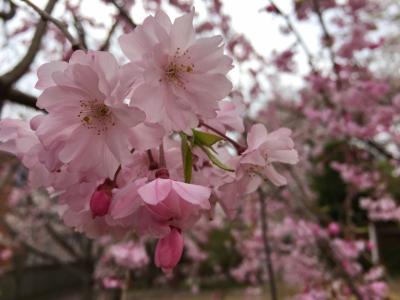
[22,0,84,50]
[72,12,87,49]
[199,120,247,154]
[159,143,166,168]
[99,19,119,51]
[45,223,80,259]
[146,149,158,170]
[311,0,341,88]
[109,0,136,29]
[258,189,278,300]
[268,0,316,71]
[364,139,400,162]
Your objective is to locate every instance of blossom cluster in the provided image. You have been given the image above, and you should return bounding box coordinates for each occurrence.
[0,9,298,272]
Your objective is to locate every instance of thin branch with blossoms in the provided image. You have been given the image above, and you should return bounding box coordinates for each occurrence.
[267,0,316,71]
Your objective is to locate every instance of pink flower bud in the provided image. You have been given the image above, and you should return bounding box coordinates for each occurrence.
[90,189,112,218]
[328,222,340,236]
[155,228,184,273]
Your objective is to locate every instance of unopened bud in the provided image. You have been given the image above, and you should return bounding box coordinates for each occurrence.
[90,185,112,218]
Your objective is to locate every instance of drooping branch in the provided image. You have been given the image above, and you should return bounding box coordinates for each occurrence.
[268,0,316,71]
[312,0,341,87]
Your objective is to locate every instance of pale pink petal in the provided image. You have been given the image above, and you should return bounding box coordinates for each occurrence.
[262,165,287,186]
[239,150,265,166]
[111,179,147,219]
[129,122,164,151]
[246,124,268,151]
[172,181,211,210]
[138,178,172,205]
[269,149,299,164]
[155,9,172,32]
[170,9,195,51]
[35,61,68,90]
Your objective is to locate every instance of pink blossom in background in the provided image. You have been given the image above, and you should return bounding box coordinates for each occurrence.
[109,241,149,269]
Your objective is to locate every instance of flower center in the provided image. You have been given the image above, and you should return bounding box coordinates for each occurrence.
[162,48,194,89]
[78,101,115,135]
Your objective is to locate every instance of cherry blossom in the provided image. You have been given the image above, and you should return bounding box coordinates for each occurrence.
[34,50,149,178]
[240,124,299,186]
[119,9,233,131]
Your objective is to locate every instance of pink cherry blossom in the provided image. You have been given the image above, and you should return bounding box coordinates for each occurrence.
[137,178,211,230]
[34,50,150,179]
[240,124,299,186]
[119,9,233,131]
[155,227,184,272]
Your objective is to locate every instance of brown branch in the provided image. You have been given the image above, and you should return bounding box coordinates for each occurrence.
[5,88,38,109]
[364,140,400,162]
[0,0,58,87]
[268,0,316,71]
[312,0,341,88]
[72,12,87,50]
[0,0,16,21]
[99,19,119,51]
[109,0,136,29]
[21,0,84,50]
[45,224,80,259]
[258,189,278,300]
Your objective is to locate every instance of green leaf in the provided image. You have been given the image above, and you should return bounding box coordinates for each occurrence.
[192,129,223,147]
[199,145,234,172]
[181,133,193,183]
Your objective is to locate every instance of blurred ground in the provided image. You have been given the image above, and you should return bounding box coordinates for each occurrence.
[20,279,400,300]
[390,279,400,300]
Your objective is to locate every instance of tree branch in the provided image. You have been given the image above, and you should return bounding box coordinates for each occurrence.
[258,189,278,300]
[0,0,16,21]
[5,88,38,109]
[268,0,316,71]
[99,19,119,51]
[22,0,84,51]
[312,0,341,87]
[0,0,58,89]
[109,0,136,29]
